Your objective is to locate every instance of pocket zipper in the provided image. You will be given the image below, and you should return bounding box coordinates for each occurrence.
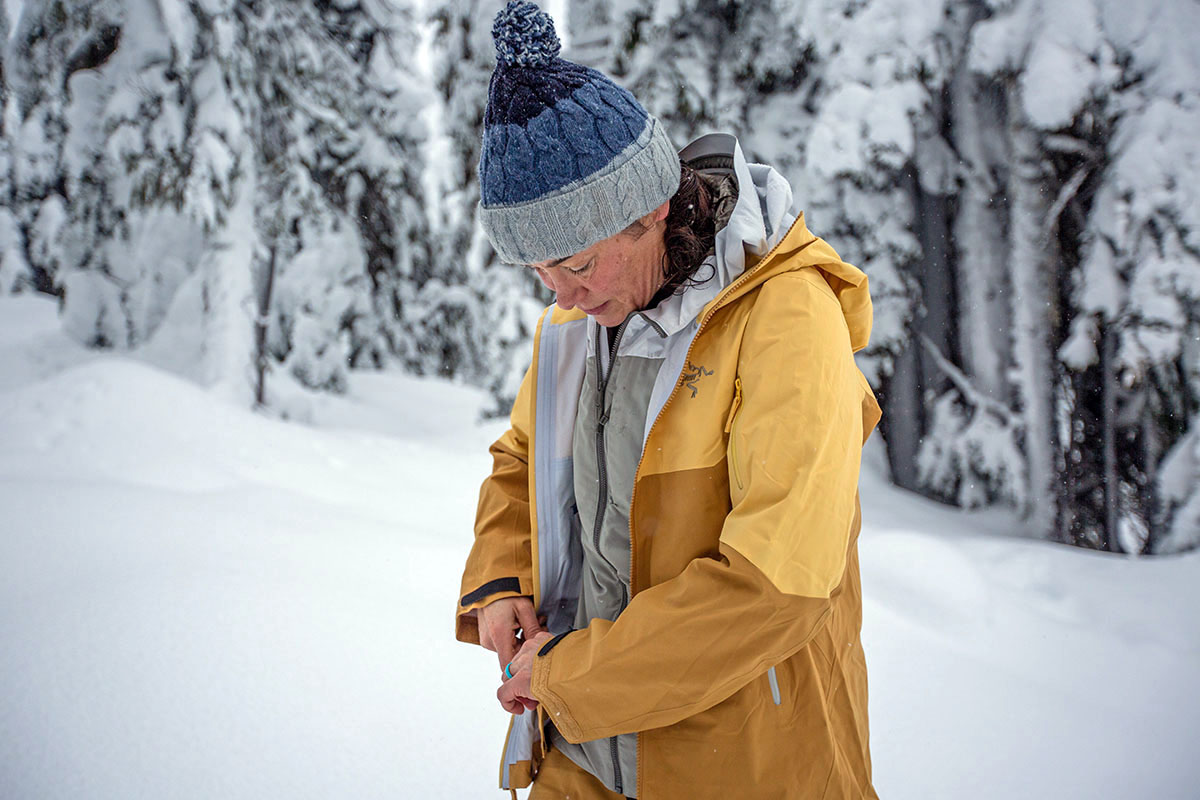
[725,377,744,491]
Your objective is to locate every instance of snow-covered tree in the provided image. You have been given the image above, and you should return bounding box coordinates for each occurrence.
[0,1,28,294]
[224,0,423,396]
[4,0,433,404]
[1056,0,1200,552]
[791,0,951,498]
[5,0,244,372]
[905,0,1199,549]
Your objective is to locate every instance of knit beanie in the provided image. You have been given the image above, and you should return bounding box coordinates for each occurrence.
[478,0,681,265]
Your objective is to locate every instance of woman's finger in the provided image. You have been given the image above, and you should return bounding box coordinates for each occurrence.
[516,601,542,638]
[497,682,526,715]
[496,632,517,667]
[484,612,511,663]
[497,669,537,715]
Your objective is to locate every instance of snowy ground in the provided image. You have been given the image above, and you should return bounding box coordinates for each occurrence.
[2,293,1198,799]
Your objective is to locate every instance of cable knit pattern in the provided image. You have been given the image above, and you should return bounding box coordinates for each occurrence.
[480,82,648,205]
[478,0,680,263]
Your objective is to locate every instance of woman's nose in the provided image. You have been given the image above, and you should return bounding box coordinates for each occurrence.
[552,273,582,309]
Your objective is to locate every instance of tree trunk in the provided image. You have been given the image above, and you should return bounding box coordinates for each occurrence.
[1101,320,1119,551]
[1006,89,1059,538]
[910,165,957,403]
[254,243,277,408]
[949,20,1010,402]
[882,340,924,493]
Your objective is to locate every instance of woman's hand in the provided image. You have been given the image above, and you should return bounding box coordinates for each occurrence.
[498,630,554,714]
[477,596,543,669]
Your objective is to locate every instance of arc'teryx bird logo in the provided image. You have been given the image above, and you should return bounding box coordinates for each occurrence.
[681,362,714,398]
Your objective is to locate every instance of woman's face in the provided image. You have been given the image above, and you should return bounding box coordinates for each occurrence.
[530,202,669,327]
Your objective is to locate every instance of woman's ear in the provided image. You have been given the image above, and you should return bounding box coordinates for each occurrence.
[653,199,670,222]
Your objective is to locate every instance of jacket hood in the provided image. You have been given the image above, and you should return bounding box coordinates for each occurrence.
[714,211,874,354]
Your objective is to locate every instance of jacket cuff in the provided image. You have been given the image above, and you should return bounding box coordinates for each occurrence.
[530,633,586,743]
[454,576,534,645]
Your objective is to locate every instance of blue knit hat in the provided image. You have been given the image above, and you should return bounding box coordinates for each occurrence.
[479,0,681,265]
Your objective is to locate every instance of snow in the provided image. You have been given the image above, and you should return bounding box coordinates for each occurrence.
[806,82,921,179]
[3,0,22,39]
[0,210,29,293]
[0,295,507,798]
[2,293,1198,798]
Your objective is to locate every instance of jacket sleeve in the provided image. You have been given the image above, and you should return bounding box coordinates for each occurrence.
[455,360,537,645]
[530,272,872,742]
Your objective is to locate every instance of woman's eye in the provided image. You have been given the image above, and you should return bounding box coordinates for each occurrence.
[565,261,592,276]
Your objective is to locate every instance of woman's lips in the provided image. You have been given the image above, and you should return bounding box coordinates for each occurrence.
[582,301,607,315]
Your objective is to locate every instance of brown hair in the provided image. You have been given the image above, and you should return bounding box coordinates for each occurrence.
[619,164,716,297]
[659,164,717,292]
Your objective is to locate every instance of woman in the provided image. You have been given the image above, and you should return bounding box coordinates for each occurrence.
[456,3,882,797]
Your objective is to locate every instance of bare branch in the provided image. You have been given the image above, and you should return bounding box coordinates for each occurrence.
[919,334,1019,427]
[1043,134,1098,159]
[1045,163,1091,240]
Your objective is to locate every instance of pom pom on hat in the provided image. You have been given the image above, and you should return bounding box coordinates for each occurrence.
[492,0,561,68]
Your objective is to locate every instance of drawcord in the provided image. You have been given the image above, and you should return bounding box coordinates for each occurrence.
[635,311,668,338]
[537,705,547,761]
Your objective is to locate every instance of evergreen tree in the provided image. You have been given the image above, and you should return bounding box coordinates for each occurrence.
[223,0,432,397]
[0,0,28,293]
[6,0,244,359]
[793,0,951,498]
[1058,0,1200,552]
[4,0,433,404]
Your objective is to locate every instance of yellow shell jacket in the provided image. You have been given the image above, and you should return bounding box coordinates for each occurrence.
[457,188,882,796]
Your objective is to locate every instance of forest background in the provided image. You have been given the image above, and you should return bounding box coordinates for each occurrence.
[1,0,1197,555]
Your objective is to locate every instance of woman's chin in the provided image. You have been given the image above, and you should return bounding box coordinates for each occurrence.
[584,302,618,325]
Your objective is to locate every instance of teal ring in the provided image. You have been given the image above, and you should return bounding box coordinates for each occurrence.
[504,662,514,680]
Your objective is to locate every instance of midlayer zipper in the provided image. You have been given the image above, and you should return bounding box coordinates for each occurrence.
[592,317,631,797]
[591,317,631,594]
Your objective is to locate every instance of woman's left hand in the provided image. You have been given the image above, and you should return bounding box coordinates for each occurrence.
[498,630,554,714]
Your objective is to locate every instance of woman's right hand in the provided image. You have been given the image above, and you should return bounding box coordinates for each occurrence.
[477,596,542,670]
